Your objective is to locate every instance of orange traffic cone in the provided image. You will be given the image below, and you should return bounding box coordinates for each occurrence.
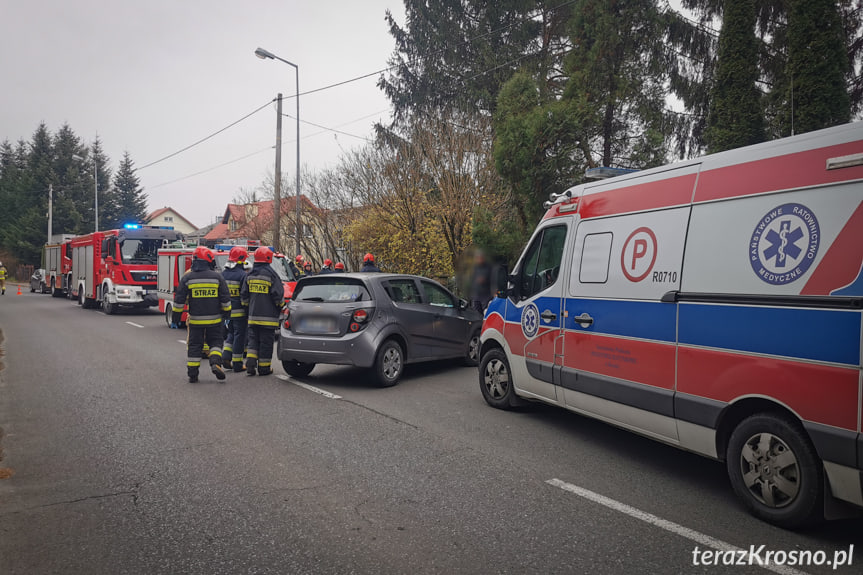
[16,285,22,295]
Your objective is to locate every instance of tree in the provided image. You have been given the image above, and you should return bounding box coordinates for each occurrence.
[705,0,766,152]
[783,0,850,134]
[109,152,147,227]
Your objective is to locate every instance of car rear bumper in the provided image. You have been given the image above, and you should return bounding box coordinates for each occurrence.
[277,329,377,368]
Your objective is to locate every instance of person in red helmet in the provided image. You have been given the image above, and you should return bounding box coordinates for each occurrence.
[173,246,231,383]
[290,254,304,277]
[334,262,345,272]
[240,247,285,376]
[222,246,249,372]
[319,258,334,274]
[360,252,381,273]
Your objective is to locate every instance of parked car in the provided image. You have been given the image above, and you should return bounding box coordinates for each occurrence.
[29,269,49,293]
[278,273,483,386]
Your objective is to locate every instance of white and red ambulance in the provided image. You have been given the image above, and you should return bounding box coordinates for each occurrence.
[480,122,863,527]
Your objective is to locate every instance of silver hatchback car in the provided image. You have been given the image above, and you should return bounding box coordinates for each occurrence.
[278,273,483,386]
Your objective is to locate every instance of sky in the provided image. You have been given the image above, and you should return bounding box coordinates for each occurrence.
[1,0,405,229]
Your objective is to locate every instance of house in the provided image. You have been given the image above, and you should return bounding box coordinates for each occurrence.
[145,207,198,235]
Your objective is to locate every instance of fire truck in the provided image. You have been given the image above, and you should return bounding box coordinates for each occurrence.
[69,224,185,313]
[156,243,298,327]
[43,235,74,297]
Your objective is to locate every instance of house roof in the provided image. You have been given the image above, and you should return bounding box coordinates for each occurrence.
[203,222,230,241]
[215,195,321,241]
[146,207,198,230]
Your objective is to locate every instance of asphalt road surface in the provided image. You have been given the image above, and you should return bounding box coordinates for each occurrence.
[0,290,860,575]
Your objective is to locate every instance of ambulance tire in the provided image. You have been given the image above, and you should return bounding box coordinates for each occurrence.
[726,413,823,529]
[479,348,518,410]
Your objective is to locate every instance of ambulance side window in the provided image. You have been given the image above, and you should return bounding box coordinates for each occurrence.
[580,233,613,283]
[518,225,567,300]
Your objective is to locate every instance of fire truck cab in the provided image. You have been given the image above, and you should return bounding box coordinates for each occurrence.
[480,122,863,528]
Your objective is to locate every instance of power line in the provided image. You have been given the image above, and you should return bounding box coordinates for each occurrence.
[281,112,372,141]
[137,99,275,171]
[146,146,273,189]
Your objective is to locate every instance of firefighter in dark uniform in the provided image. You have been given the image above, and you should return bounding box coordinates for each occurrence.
[173,246,232,383]
[222,246,249,372]
[241,247,285,376]
[319,258,334,274]
[360,253,381,272]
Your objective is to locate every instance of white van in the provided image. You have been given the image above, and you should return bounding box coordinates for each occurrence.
[479,122,863,528]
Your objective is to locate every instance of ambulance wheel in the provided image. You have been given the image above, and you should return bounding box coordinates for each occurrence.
[479,348,518,410]
[374,339,403,387]
[726,413,823,528]
[281,360,315,378]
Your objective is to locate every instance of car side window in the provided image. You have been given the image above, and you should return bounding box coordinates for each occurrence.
[386,279,422,304]
[518,225,567,300]
[421,281,455,308]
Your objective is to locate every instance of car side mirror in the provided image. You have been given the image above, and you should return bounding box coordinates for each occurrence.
[458,298,468,311]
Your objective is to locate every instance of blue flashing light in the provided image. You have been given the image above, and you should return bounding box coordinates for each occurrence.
[124,223,140,229]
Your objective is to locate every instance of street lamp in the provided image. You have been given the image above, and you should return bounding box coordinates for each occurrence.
[72,153,98,232]
[255,47,301,258]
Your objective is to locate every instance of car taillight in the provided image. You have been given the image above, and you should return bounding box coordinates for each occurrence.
[352,309,368,323]
[349,323,360,332]
[283,309,290,329]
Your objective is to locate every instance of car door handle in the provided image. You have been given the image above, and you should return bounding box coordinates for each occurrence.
[540,310,557,321]
[574,313,594,327]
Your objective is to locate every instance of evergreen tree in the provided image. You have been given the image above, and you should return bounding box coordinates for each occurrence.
[705,0,766,152]
[784,0,850,134]
[109,152,148,227]
[90,137,114,231]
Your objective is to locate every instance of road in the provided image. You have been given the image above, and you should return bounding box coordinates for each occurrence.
[0,291,859,575]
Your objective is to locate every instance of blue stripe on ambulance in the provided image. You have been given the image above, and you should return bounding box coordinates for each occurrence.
[563,298,676,342]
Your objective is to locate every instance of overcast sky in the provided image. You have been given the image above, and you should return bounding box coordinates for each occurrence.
[1,0,405,229]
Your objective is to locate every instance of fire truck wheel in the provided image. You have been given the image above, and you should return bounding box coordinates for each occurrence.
[102,289,116,315]
[726,413,823,529]
[164,307,172,327]
[67,276,74,300]
[479,348,518,410]
[51,283,63,298]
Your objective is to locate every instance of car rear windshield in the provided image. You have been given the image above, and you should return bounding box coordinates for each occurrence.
[293,278,371,303]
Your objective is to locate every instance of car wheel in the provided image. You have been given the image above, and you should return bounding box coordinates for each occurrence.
[374,340,403,387]
[103,288,116,315]
[281,360,315,378]
[726,413,823,528]
[479,348,519,409]
[464,331,481,367]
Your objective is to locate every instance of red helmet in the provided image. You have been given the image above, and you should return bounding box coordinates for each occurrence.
[193,246,215,263]
[228,246,248,263]
[334,262,345,271]
[254,246,274,263]
[363,253,375,263]
[323,258,333,267]
[295,254,304,263]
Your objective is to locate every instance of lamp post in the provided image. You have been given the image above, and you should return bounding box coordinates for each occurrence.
[254,47,301,258]
[72,153,98,232]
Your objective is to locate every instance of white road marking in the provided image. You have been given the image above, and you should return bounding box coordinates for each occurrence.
[177,339,187,345]
[125,321,145,329]
[546,478,811,575]
[276,374,341,399]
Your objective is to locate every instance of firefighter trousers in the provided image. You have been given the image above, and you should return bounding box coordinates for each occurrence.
[223,318,248,369]
[187,324,224,375]
[246,324,275,373]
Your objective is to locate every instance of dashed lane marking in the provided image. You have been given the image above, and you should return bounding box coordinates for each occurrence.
[177,340,187,345]
[276,374,341,399]
[546,479,810,575]
[125,321,145,329]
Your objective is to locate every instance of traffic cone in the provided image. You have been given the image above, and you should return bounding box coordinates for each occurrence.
[16,285,22,295]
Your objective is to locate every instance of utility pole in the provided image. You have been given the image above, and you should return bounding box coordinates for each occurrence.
[48,183,53,242]
[294,67,301,260]
[273,93,283,253]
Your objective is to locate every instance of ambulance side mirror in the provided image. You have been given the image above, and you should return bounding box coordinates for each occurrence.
[494,264,512,299]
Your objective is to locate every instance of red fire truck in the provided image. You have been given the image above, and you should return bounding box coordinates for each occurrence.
[69,224,185,313]
[44,235,74,297]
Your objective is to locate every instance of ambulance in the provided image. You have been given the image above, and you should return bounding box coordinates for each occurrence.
[479,122,863,528]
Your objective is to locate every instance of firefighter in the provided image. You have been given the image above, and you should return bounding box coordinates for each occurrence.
[360,253,381,273]
[241,247,285,376]
[290,254,304,277]
[334,262,346,272]
[319,258,334,274]
[302,260,315,276]
[222,246,249,372]
[0,261,6,295]
[172,246,232,383]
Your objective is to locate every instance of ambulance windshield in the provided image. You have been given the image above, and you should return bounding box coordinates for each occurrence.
[120,239,161,265]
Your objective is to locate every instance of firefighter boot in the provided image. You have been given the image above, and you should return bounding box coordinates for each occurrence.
[245,356,257,376]
[211,363,226,382]
[232,358,245,372]
[188,366,199,383]
[258,362,273,376]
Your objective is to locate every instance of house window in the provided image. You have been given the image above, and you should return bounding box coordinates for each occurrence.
[229,219,238,232]
[164,216,174,222]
